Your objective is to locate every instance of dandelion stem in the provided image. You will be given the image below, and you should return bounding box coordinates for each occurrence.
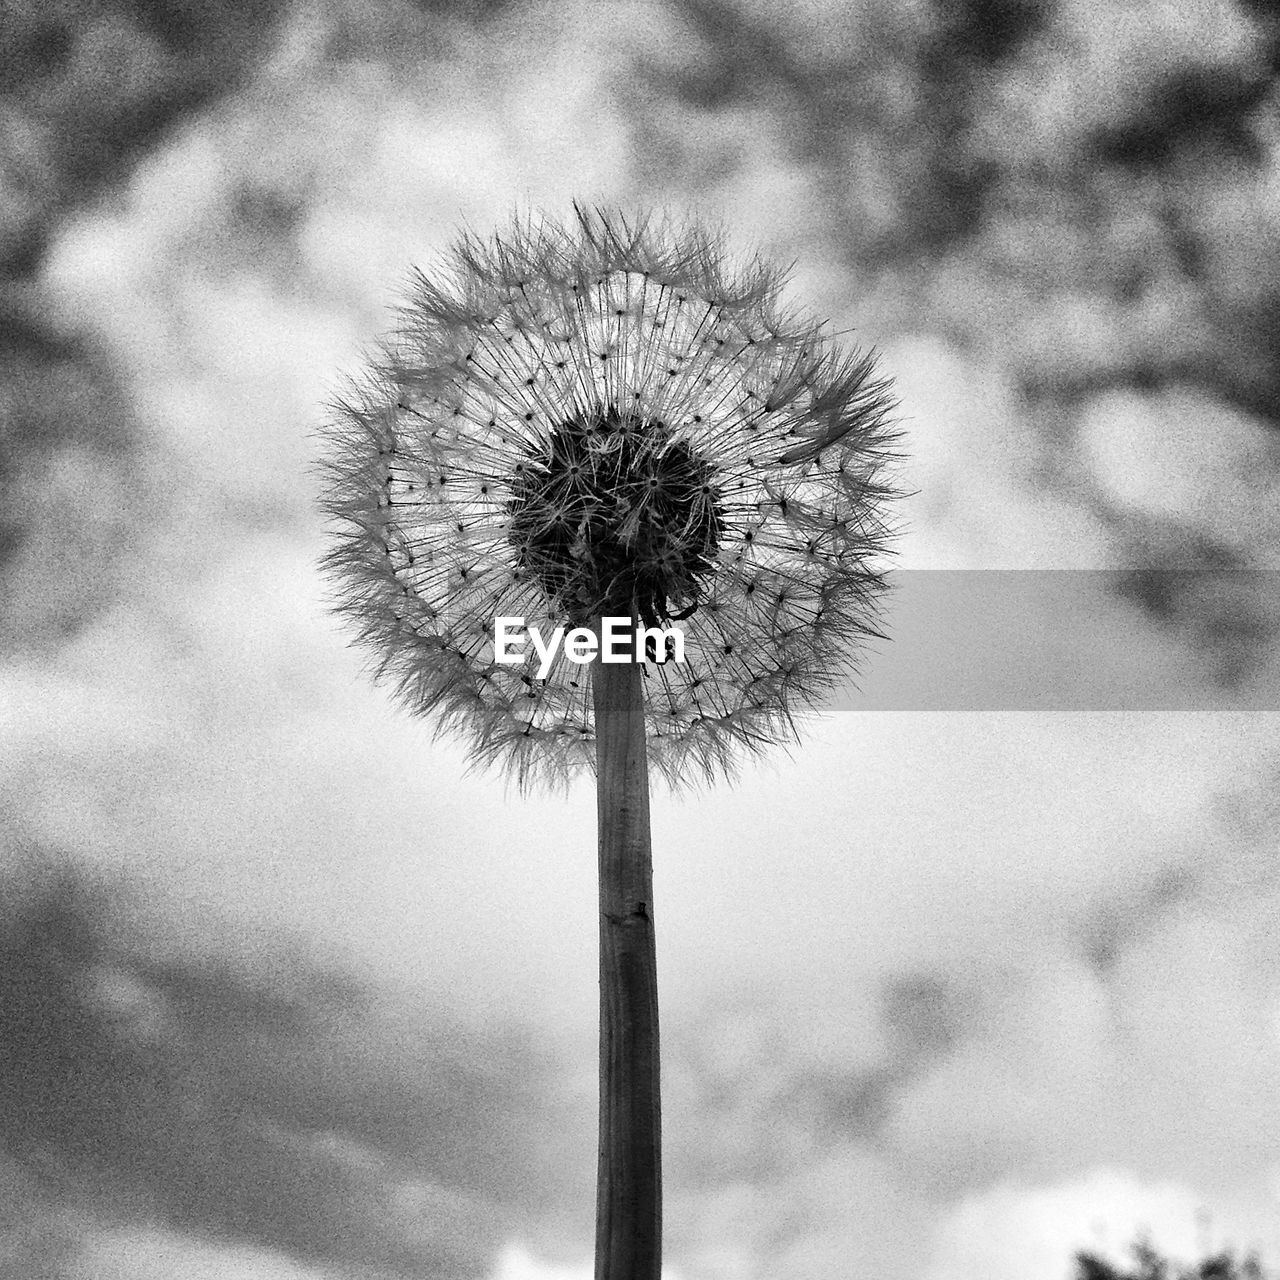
[593,630,661,1280]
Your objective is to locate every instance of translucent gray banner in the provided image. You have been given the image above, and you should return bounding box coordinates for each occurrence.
[826,570,1280,710]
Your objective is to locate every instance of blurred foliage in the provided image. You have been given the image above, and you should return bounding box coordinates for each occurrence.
[1076,1238,1268,1280]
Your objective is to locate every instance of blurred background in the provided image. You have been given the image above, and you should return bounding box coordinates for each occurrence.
[3,0,1280,1276]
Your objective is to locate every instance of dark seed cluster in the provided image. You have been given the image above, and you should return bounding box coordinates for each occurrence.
[507,405,722,630]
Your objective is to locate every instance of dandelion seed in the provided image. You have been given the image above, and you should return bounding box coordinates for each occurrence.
[318,205,901,791]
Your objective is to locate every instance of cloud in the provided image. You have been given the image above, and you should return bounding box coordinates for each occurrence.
[0,1150,88,1279]
[924,1167,1208,1280]
[7,1,1280,1277]
[0,862,574,1278]
[669,1143,934,1280]
[487,1241,687,1280]
[79,1227,334,1280]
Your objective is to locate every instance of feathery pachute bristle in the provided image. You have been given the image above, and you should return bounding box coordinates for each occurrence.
[317,206,901,792]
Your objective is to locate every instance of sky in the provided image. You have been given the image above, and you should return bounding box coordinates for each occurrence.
[3,0,1280,1278]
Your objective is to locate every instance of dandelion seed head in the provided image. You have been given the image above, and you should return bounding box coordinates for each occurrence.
[318,206,901,791]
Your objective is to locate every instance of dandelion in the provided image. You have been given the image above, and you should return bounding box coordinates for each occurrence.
[318,205,900,1279]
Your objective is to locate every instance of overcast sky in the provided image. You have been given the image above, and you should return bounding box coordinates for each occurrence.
[4,1,1280,1278]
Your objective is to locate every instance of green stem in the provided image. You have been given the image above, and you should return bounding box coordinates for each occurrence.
[593,640,661,1280]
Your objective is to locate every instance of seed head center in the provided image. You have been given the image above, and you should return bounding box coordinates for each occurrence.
[507,405,723,627]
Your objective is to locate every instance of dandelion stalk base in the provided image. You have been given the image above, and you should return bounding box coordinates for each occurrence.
[594,645,661,1280]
